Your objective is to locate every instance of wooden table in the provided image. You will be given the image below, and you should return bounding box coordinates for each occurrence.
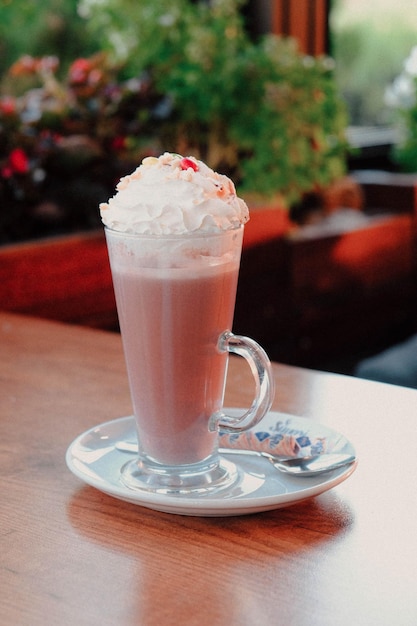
[1,312,416,625]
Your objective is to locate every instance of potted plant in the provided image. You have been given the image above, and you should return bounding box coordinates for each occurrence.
[1,0,348,244]
[0,0,349,326]
[82,0,348,203]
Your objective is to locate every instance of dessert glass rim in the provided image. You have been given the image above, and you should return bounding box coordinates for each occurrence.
[103,224,244,241]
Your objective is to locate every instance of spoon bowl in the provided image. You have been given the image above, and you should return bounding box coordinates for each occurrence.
[269,453,356,476]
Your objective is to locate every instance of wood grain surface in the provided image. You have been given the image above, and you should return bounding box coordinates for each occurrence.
[1,312,416,626]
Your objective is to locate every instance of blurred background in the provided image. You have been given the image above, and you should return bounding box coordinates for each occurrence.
[2,0,417,127]
[2,1,417,385]
[331,0,417,127]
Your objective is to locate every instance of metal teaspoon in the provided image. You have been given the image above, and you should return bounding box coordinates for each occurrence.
[115,441,356,477]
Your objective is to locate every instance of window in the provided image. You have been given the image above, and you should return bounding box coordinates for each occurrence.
[330,0,417,127]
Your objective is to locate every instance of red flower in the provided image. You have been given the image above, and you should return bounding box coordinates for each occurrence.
[1,166,13,179]
[68,58,93,85]
[9,148,30,174]
[111,136,127,151]
[0,97,16,116]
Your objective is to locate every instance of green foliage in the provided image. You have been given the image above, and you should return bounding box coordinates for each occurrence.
[387,52,417,172]
[394,104,417,172]
[0,0,99,77]
[1,0,348,208]
[80,0,348,202]
[227,38,348,198]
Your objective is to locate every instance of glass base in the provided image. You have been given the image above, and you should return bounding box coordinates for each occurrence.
[120,453,239,496]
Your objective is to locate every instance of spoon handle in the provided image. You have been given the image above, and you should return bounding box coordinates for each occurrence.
[115,441,356,476]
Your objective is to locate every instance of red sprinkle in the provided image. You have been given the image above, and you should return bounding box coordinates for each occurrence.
[180,157,198,172]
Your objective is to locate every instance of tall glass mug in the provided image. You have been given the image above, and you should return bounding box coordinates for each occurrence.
[105,225,274,495]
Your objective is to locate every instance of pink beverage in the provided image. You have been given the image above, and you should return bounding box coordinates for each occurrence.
[101,153,274,494]
[105,227,243,467]
[112,262,239,465]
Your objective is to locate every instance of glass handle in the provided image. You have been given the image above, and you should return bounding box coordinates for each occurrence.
[212,331,275,433]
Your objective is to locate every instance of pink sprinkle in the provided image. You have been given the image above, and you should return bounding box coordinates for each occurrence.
[180,157,198,172]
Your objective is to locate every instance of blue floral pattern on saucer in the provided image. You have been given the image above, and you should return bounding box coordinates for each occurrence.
[219,415,336,458]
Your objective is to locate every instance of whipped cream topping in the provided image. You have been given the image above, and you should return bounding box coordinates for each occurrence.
[100,152,249,235]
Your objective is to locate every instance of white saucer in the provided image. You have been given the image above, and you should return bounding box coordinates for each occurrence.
[66,410,357,517]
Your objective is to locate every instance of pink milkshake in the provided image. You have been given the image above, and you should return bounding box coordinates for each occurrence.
[109,235,241,465]
[101,153,274,494]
